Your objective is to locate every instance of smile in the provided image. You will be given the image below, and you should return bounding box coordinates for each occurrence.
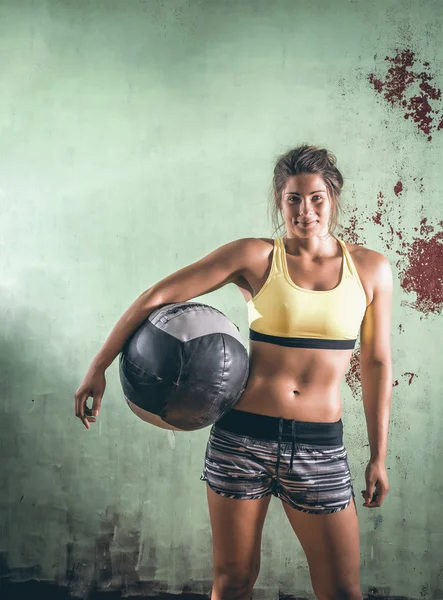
[297,221,318,227]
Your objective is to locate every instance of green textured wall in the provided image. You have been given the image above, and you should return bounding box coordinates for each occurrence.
[1,0,442,598]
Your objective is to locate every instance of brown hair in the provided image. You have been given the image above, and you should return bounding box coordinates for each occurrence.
[269,144,344,237]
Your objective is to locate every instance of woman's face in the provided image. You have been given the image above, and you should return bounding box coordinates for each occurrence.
[279,173,332,238]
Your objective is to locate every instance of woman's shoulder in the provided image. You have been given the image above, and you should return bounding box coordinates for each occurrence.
[229,237,276,255]
[343,239,391,267]
[343,240,392,291]
[225,237,276,273]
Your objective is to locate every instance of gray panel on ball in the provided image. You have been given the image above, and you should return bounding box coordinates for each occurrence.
[149,302,245,346]
[120,301,250,431]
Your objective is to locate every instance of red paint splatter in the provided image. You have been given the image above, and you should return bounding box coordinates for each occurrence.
[341,206,366,245]
[403,372,418,385]
[399,230,443,315]
[368,49,443,140]
[372,212,382,226]
[420,217,434,237]
[345,349,361,399]
[341,178,442,317]
[367,188,403,251]
[372,192,384,226]
[369,77,384,94]
[369,49,415,104]
[394,181,403,196]
[392,373,418,387]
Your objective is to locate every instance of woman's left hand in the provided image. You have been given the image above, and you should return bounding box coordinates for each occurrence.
[361,459,389,508]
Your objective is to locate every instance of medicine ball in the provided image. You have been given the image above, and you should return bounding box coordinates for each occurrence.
[119,302,249,431]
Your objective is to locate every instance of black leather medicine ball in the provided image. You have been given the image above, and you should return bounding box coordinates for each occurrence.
[119,302,249,431]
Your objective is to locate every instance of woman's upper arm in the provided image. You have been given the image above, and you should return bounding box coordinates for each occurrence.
[359,253,394,365]
[147,238,255,305]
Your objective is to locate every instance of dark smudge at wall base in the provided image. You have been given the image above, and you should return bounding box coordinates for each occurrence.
[0,580,418,600]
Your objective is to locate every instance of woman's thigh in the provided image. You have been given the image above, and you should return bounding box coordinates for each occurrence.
[206,485,272,576]
[282,498,361,597]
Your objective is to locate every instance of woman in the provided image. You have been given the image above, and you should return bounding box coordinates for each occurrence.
[75,145,392,600]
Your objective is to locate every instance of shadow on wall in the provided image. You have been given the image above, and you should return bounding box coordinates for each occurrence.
[0,579,210,600]
[0,295,214,598]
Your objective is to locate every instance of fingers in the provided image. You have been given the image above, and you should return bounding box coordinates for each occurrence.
[75,388,104,429]
[91,394,103,418]
[74,371,106,430]
[74,389,92,430]
[361,487,375,506]
[361,482,389,508]
[84,405,97,424]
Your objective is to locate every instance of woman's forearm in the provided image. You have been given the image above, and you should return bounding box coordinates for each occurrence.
[360,361,393,461]
[90,288,165,372]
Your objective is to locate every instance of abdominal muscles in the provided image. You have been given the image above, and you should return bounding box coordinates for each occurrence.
[233,341,354,422]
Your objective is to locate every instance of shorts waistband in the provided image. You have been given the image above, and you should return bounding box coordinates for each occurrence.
[215,408,343,446]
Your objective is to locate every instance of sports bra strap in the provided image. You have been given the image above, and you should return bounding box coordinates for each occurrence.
[337,238,358,279]
[275,236,359,281]
[272,238,285,274]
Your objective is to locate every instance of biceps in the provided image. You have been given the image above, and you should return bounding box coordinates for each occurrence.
[149,241,246,304]
[360,289,392,364]
[152,260,235,303]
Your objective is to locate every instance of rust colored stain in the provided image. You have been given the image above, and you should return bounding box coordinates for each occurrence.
[362,188,404,252]
[403,372,418,385]
[398,229,443,315]
[345,351,412,397]
[368,48,443,140]
[343,176,443,316]
[342,206,366,245]
[371,192,384,226]
[345,349,361,399]
[394,181,403,196]
[419,216,434,237]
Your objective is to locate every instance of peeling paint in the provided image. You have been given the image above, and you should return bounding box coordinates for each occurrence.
[399,229,443,315]
[345,348,362,399]
[342,181,443,316]
[394,181,403,197]
[368,48,443,141]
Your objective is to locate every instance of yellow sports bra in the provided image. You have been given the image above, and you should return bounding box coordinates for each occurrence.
[248,237,368,349]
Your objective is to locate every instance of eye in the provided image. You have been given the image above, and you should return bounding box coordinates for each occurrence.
[312,195,322,201]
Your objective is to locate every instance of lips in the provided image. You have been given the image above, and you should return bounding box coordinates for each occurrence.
[298,220,317,225]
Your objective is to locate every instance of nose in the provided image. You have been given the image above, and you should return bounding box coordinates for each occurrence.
[299,199,314,217]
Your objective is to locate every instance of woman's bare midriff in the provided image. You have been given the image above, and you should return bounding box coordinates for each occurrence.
[233,339,354,423]
[232,238,371,424]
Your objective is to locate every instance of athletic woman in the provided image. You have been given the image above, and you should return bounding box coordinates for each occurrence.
[75,145,392,600]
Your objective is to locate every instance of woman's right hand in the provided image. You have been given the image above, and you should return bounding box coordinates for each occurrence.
[74,366,106,430]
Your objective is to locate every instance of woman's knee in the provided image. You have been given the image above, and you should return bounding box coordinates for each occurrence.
[213,563,259,599]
